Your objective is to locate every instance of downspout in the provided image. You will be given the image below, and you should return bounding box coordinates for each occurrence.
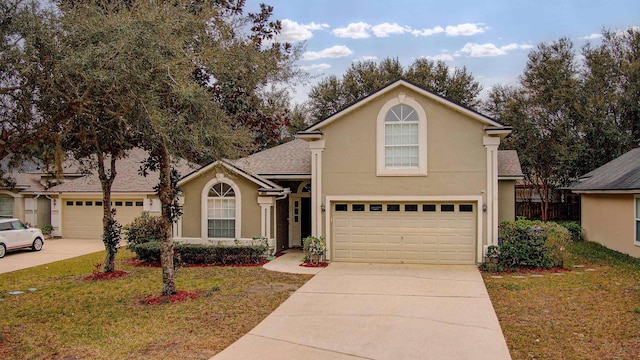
[272,188,290,255]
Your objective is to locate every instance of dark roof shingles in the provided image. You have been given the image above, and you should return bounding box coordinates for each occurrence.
[571,148,640,191]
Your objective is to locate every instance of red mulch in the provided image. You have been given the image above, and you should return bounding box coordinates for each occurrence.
[299,261,329,268]
[127,258,269,268]
[83,270,129,281]
[139,290,199,305]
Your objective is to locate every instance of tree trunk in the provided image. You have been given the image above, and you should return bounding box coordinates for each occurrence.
[98,155,118,273]
[157,144,176,295]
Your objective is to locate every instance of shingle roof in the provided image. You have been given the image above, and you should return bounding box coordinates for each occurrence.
[48,148,197,193]
[498,150,524,178]
[570,148,640,192]
[232,139,311,176]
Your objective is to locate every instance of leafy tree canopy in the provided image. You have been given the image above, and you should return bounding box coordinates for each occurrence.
[306,57,482,123]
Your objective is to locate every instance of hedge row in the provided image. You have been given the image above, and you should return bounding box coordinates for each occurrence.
[129,242,268,265]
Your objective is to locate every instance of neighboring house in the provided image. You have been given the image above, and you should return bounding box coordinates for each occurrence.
[46,148,196,239]
[0,155,85,228]
[570,148,640,258]
[176,79,523,264]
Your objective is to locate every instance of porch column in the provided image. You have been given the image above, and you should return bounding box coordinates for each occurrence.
[258,196,275,251]
[483,136,501,247]
[309,140,325,237]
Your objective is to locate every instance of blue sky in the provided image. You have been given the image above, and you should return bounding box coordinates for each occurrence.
[244,0,639,104]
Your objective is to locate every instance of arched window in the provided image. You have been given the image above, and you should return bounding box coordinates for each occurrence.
[207,182,236,238]
[376,96,427,176]
[384,104,419,168]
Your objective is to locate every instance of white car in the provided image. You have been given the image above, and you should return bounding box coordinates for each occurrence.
[0,218,44,258]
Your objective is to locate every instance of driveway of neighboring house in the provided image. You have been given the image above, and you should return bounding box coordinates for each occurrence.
[0,238,104,274]
[212,262,511,360]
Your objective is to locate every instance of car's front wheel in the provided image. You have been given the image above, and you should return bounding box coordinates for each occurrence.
[0,243,6,258]
[32,238,43,252]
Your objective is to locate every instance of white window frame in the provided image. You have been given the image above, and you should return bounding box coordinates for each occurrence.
[201,176,241,240]
[376,95,427,176]
[635,195,640,246]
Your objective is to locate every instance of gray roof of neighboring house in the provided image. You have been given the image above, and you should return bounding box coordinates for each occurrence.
[570,148,640,192]
[232,139,311,176]
[498,150,524,178]
[48,148,197,193]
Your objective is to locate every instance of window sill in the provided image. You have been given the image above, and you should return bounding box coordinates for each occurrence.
[377,168,427,177]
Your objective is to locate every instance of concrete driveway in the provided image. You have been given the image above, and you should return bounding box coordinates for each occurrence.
[213,262,511,360]
[0,238,105,274]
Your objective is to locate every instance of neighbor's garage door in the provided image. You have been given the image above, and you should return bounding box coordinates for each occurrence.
[332,202,476,264]
[62,199,144,239]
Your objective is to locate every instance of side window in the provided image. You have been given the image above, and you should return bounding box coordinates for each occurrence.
[0,222,12,231]
[11,220,26,230]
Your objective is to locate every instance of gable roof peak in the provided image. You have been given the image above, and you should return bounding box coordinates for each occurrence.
[302,78,505,133]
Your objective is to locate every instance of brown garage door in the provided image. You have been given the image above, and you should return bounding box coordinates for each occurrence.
[332,202,476,264]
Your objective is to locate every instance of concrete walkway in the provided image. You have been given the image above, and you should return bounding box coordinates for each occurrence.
[0,238,104,274]
[262,249,325,275]
[213,261,511,360]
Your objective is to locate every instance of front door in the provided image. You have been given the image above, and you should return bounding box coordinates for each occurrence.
[289,182,312,248]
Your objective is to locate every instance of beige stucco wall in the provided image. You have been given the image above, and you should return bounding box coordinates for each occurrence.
[581,194,639,258]
[498,180,516,222]
[319,85,489,246]
[179,165,262,240]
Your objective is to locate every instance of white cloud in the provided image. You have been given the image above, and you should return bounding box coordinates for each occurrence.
[411,26,445,37]
[445,23,489,36]
[458,42,532,57]
[356,55,378,62]
[278,19,330,42]
[332,22,371,39]
[300,63,331,72]
[581,33,603,40]
[371,23,410,37]
[303,45,353,60]
[422,53,455,62]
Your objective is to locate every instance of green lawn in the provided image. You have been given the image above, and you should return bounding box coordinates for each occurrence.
[0,250,311,359]
[484,241,640,360]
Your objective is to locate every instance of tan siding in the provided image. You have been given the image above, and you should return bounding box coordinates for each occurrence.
[498,180,516,222]
[581,194,639,258]
[180,165,262,239]
[319,86,489,246]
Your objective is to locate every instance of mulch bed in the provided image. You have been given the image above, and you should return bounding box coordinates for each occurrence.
[299,261,329,268]
[83,270,129,281]
[127,258,269,268]
[139,290,199,306]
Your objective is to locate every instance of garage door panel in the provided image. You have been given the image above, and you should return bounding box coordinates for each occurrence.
[63,199,144,239]
[332,202,476,264]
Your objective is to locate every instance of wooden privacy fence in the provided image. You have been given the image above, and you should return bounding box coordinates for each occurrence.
[515,201,581,221]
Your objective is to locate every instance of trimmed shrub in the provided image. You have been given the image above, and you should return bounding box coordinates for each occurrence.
[123,212,163,246]
[130,242,268,265]
[558,221,583,242]
[493,217,572,271]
